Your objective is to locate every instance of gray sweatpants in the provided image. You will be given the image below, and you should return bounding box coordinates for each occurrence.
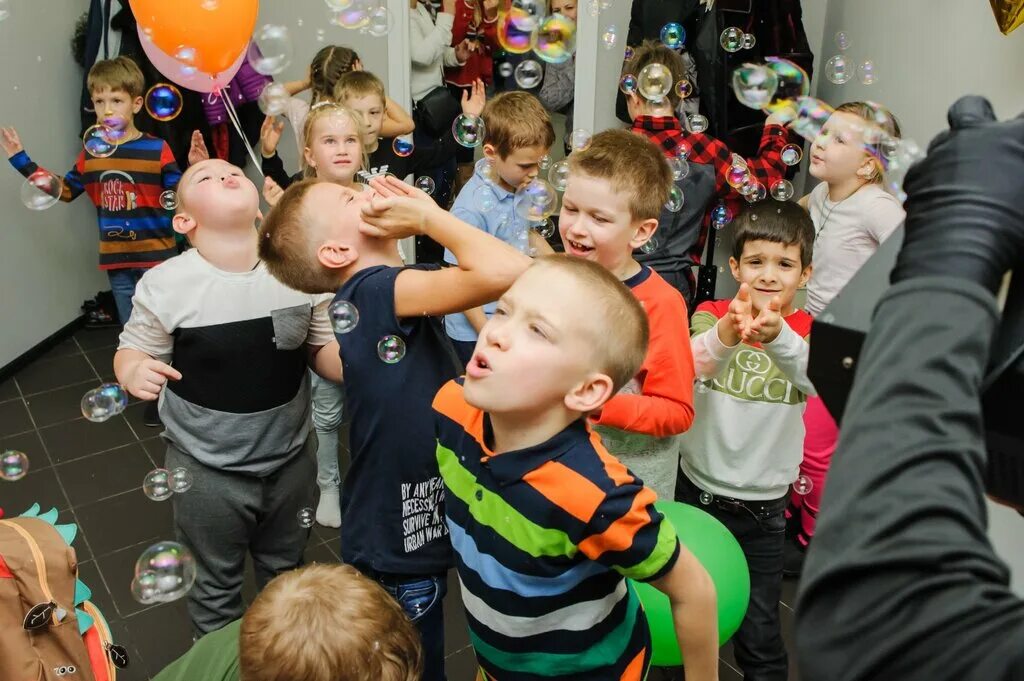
[166,435,317,635]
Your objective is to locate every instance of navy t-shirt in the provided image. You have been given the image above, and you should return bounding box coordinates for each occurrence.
[335,264,457,575]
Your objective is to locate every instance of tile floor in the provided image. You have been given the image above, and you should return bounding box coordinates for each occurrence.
[0,325,801,680]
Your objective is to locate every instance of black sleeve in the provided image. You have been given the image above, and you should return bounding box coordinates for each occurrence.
[626,0,644,47]
[409,132,460,177]
[796,277,1024,681]
[261,152,295,189]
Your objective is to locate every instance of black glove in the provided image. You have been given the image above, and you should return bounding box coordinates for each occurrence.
[891,96,1024,294]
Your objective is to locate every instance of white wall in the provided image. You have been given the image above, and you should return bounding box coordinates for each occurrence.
[0,0,108,368]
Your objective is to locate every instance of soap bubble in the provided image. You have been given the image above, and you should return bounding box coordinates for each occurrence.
[726,163,749,189]
[297,507,315,528]
[80,383,128,423]
[676,143,691,161]
[858,60,876,85]
[514,59,543,89]
[328,300,360,334]
[770,179,794,201]
[145,84,183,122]
[20,170,62,211]
[325,0,354,9]
[824,54,852,84]
[392,134,414,157]
[131,570,160,605]
[453,114,485,148]
[686,114,709,133]
[568,128,592,152]
[497,10,537,54]
[332,1,371,29]
[516,179,558,221]
[660,22,685,49]
[637,63,672,102]
[675,79,693,99]
[474,184,497,212]
[585,0,599,16]
[534,13,576,64]
[745,182,767,203]
[664,185,684,213]
[548,160,570,191]
[498,62,514,78]
[742,33,756,50]
[711,204,732,229]
[257,82,290,116]
[623,46,635,62]
[83,125,117,158]
[698,490,713,504]
[531,218,555,239]
[247,25,293,75]
[602,24,617,49]
[789,97,835,143]
[160,190,178,211]
[835,31,851,50]
[793,475,813,495]
[510,0,545,31]
[134,541,196,603]
[0,450,28,481]
[377,335,407,364]
[731,63,779,110]
[366,6,392,36]
[169,467,193,494]
[781,144,803,166]
[415,176,435,195]
[316,28,325,42]
[640,235,659,255]
[539,155,552,171]
[619,73,637,95]
[668,157,689,180]
[720,27,744,52]
[143,469,172,501]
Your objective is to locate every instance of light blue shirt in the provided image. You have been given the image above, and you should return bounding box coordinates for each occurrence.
[444,165,530,342]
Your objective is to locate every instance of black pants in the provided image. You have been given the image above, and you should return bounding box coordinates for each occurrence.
[450,339,476,369]
[675,474,789,681]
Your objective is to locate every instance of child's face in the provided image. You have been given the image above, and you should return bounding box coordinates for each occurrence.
[176,159,260,230]
[90,87,142,131]
[559,173,654,275]
[550,0,577,22]
[483,144,549,191]
[344,93,385,149]
[464,265,604,415]
[729,239,811,314]
[809,111,876,185]
[304,115,364,186]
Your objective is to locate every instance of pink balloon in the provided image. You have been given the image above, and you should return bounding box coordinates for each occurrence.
[138,27,246,94]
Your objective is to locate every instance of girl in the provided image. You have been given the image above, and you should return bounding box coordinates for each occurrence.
[788,102,906,573]
[263,104,369,529]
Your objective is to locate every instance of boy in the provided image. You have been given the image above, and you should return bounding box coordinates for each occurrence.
[153,563,422,681]
[1,56,181,325]
[257,174,531,681]
[433,256,719,681]
[114,159,340,636]
[444,91,556,365]
[676,201,816,681]
[559,129,695,499]
[623,41,792,306]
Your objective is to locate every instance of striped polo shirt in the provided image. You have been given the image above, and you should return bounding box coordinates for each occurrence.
[10,134,181,270]
[433,380,681,680]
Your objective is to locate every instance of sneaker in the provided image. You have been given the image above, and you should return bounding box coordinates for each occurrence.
[316,488,342,528]
[143,401,162,427]
[783,537,806,578]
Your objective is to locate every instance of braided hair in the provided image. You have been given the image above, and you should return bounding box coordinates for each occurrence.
[309,45,361,105]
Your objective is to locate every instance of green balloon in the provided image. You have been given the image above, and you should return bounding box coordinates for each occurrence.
[631,500,750,667]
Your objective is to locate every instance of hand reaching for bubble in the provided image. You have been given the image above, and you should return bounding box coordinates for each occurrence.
[720,283,754,345]
[745,295,784,344]
[263,177,284,207]
[454,39,474,63]
[260,116,285,158]
[1,126,24,158]
[461,79,486,116]
[187,130,209,166]
[360,176,435,239]
[125,358,182,401]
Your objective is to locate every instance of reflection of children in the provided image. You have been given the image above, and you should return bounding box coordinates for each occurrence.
[1,56,182,325]
[537,0,578,151]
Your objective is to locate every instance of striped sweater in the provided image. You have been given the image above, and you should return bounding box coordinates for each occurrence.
[9,134,181,270]
[433,379,681,680]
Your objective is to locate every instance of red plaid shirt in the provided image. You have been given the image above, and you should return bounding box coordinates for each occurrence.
[631,115,791,266]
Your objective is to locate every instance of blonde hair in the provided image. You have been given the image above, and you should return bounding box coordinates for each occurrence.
[239,563,422,681]
[259,179,341,294]
[835,101,902,183]
[309,45,361,105]
[482,92,556,158]
[532,256,649,391]
[567,129,673,221]
[87,56,145,98]
[301,103,368,179]
[333,70,386,105]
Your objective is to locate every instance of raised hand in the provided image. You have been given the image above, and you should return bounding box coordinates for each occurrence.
[125,358,182,401]
[260,116,286,158]
[724,283,754,344]
[368,174,434,203]
[746,295,784,344]
[454,39,473,63]
[187,130,209,166]
[1,126,24,158]
[461,79,486,116]
[360,179,436,239]
[263,176,284,207]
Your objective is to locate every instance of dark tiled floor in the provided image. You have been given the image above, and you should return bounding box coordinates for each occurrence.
[0,326,801,680]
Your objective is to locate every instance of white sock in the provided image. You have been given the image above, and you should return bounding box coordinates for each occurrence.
[316,488,342,528]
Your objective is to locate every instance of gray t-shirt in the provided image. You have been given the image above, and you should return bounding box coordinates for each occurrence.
[805,181,905,316]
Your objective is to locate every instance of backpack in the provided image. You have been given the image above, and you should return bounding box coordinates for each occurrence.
[0,503,129,681]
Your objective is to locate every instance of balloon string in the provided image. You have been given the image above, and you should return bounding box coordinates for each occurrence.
[221,88,263,172]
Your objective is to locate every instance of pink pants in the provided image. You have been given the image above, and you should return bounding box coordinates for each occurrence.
[789,395,838,545]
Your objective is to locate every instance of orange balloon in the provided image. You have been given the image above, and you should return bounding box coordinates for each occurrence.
[129,0,259,76]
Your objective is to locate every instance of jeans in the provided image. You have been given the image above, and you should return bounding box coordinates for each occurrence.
[310,372,345,491]
[370,571,448,681]
[107,268,148,325]
[675,474,789,681]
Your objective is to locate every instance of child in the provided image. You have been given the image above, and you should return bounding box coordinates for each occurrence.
[623,41,791,306]
[257,174,532,681]
[114,158,340,636]
[153,563,422,681]
[787,102,906,574]
[1,56,181,325]
[559,129,695,499]
[676,201,816,681]
[444,91,556,365]
[538,0,578,153]
[433,255,719,681]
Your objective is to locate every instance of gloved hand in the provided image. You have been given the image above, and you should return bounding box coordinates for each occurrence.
[892,96,1024,294]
